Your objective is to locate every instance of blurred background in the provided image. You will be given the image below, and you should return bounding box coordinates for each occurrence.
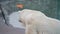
[0,0,60,34]
[0,0,59,19]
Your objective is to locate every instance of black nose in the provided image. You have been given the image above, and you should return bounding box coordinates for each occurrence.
[19,20,22,23]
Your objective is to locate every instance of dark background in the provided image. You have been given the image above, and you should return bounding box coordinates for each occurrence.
[0,0,59,19]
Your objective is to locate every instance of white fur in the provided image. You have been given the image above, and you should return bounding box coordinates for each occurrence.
[19,9,60,34]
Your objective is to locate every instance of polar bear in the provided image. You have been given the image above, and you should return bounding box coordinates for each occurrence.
[19,9,60,34]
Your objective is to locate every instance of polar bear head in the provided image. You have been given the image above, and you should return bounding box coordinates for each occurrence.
[19,9,47,26]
